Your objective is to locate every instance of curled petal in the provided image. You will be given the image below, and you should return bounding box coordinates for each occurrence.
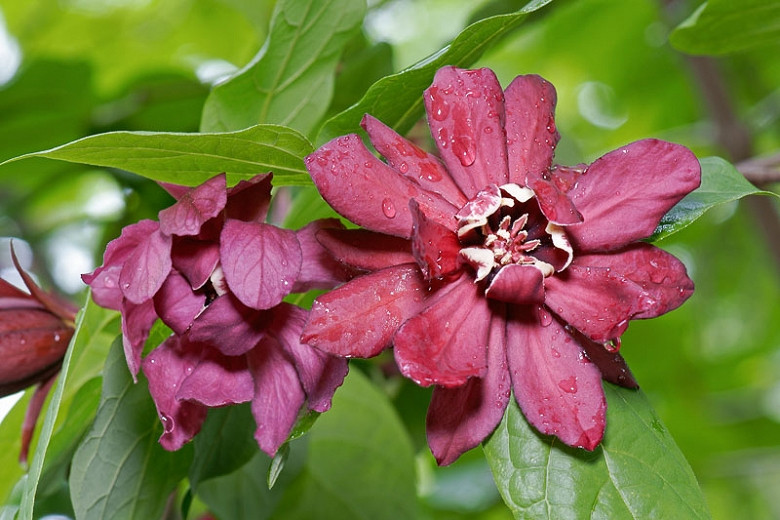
[187,294,270,356]
[410,199,461,280]
[119,228,172,305]
[315,228,416,271]
[158,173,227,236]
[574,329,638,389]
[11,244,77,321]
[485,264,545,305]
[302,264,428,358]
[177,348,254,406]
[120,299,158,380]
[506,307,606,450]
[293,219,356,293]
[225,173,273,223]
[566,139,701,251]
[153,271,205,335]
[19,374,58,464]
[170,237,220,290]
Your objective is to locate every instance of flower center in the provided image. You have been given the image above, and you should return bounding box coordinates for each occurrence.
[456,183,573,282]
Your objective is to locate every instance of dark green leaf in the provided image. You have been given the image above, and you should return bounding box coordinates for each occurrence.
[650,156,777,242]
[670,0,780,55]
[317,0,555,143]
[483,384,711,519]
[200,0,366,135]
[2,125,314,187]
[69,337,192,520]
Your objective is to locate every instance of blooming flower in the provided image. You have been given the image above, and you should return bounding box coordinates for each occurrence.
[83,173,349,456]
[301,66,700,465]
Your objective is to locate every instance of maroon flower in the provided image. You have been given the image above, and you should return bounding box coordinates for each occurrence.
[301,66,700,465]
[83,173,350,456]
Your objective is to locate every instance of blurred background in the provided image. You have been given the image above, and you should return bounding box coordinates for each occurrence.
[0,0,779,518]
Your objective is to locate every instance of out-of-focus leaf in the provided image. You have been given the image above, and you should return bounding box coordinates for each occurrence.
[483,384,711,519]
[2,125,314,187]
[200,0,366,135]
[0,392,31,506]
[328,38,393,117]
[317,0,555,143]
[650,157,777,242]
[69,337,192,520]
[670,0,780,55]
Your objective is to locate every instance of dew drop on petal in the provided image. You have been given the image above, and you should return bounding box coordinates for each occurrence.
[160,413,174,433]
[430,89,450,121]
[381,198,396,219]
[537,307,553,327]
[558,376,578,394]
[453,134,476,167]
[551,348,561,358]
[398,161,409,174]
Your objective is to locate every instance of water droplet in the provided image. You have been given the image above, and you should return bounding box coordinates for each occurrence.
[551,348,561,358]
[537,307,553,327]
[364,161,373,169]
[452,135,476,166]
[484,126,493,134]
[429,89,450,121]
[122,282,131,289]
[160,413,174,433]
[558,376,578,394]
[381,198,396,218]
[398,162,409,174]
[419,162,442,182]
[316,155,328,167]
[54,333,60,342]
[546,116,556,134]
[20,338,26,345]
[437,127,449,148]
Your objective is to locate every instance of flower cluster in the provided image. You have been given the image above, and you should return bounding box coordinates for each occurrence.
[83,173,350,455]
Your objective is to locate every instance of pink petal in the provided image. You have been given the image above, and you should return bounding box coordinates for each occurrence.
[315,228,416,271]
[83,264,124,310]
[506,307,606,450]
[158,173,227,236]
[292,219,356,293]
[394,275,490,387]
[187,294,271,356]
[269,303,348,412]
[153,271,205,335]
[485,264,545,305]
[170,237,220,290]
[302,264,428,358]
[119,228,172,304]
[142,337,209,451]
[425,67,509,198]
[120,298,158,380]
[305,134,457,238]
[157,181,189,200]
[176,347,254,406]
[220,219,301,310]
[361,114,467,207]
[225,173,273,223]
[566,139,701,251]
[409,199,461,280]
[246,336,305,456]
[426,312,510,465]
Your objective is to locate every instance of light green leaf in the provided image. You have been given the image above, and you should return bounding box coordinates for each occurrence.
[201,0,366,135]
[650,156,777,242]
[483,384,711,519]
[317,0,555,143]
[2,125,314,187]
[69,338,192,520]
[670,0,780,55]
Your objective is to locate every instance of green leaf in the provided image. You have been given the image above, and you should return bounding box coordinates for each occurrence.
[317,0,555,143]
[200,0,366,135]
[2,124,314,187]
[69,337,192,520]
[650,156,777,242]
[670,0,780,55]
[483,383,711,519]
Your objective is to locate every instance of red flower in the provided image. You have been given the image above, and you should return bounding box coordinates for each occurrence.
[301,66,700,465]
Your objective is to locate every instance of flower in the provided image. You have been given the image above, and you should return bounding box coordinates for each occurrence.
[301,66,700,465]
[83,173,350,456]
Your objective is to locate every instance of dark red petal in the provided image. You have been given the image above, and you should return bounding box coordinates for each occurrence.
[158,173,227,237]
[187,294,270,356]
[485,264,545,305]
[302,264,428,358]
[573,329,638,389]
[566,139,701,252]
[361,114,467,208]
[424,67,509,198]
[410,199,461,280]
[506,307,606,450]
[119,228,172,305]
[225,172,273,223]
[292,219,356,293]
[269,303,348,413]
[153,271,205,335]
[170,237,220,290]
[426,312,510,466]
[82,265,123,310]
[315,228,416,271]
[11,244,77,321]
[20,374,57,464]
[120,299,158,380]
[246,336,305,457]
[529,179,583,225]
[305,134,456,238]
[220,219,301,310]
[0,277,33,300]
[176,348,254,406]
[142,337,208,451]
[394,275,490,387]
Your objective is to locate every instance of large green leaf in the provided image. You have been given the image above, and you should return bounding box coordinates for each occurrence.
[649,156,777,242]
[1,125,314,187]
[68,338,192,520]
[670,0,780,55]
[483,384,711,519]
[200,0,366,135]
[316,0,555,143]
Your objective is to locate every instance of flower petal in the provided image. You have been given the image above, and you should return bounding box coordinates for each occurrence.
[120,298,158,380]
[426,312,510,466]
[187,294,270,356]
[394,275,490,387]
[246,336,305,457]
[485,264,545,305]
[573,328,638,389]
[506,307,606,450]
[142,337,208,451]
[82,264,123,310]
[220,219,301,310]
[425,66,509,197]
[225,173,273,223]
[361,114,467,207]
[410,199,461,280]
[158,173,227,236]
[566,139,701,251]
[0,308,70,388]
[119,227,172,304]
[292,219,356,293]
[153,271,205,335]
[315,228,416,271]
[170,237,220,290]
[176,347,254,406]
[302,264,428,358]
